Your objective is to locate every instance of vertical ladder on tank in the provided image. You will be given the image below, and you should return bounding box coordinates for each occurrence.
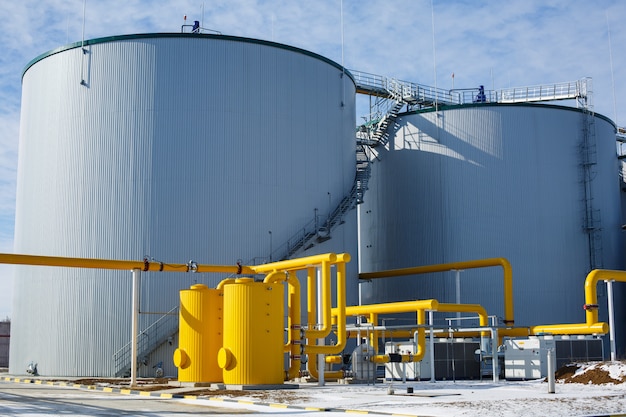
[578,78,603,270]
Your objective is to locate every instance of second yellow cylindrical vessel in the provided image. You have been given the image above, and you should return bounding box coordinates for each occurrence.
[219,278,284,385]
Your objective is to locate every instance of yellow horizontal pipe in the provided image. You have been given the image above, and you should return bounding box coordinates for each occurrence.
[359,258,514,325]
[250,253,338,273]
[339,299,439,317]
[530,322,608,335]
[371,354,417,364]
[325,355,343,364]
[0,253,255,274]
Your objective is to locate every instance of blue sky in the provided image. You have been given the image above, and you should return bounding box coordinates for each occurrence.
[0,0,625,318]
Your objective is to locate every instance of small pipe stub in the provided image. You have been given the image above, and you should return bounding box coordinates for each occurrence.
[583,304,599,310]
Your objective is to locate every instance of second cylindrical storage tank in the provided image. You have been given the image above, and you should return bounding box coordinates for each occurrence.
[359,103,624,346]
[10,33,357,377]
[219,278,284,385]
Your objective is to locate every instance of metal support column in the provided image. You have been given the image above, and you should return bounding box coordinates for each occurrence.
[130,268,141,387]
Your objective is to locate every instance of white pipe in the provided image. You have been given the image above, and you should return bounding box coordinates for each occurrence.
[491,327,499,383]
[429,310,435,383]
[547,349,555,393]
[130,268,141,387]
[606,280,617,361]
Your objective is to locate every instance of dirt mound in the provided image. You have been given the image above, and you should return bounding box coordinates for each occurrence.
[555,362,625,385]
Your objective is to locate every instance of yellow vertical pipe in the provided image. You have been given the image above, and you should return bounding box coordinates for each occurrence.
[415,309,426,361]
[369,313,378,352]
[307,267,317,334]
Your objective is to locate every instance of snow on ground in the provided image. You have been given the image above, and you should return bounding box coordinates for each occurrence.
[229,378,626,417]
[6,362,626,416]
[191,362,626,417]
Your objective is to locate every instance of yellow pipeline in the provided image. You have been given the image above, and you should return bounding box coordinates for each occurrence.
[303,254,351,381]
[0,253,256,274]
[252,253,351,381]
[304,261,333,340]
[530,322,608,335]
[216,278,237,290]
[583,269,626,326]
[335,299,439,355]
[330,300,439,366]
[307,266,317,337]
[370,309,428,364]
[356,302,486,364]
[359,258,515,325]
[304,257,347,354]
[521,269,625,337]
[250,253,337,273]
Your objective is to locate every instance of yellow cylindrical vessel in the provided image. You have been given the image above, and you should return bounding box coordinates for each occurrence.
[219,278,284,385]
[173,284,223,383]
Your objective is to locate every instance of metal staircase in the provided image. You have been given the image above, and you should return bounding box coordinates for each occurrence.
[113,306,179,377]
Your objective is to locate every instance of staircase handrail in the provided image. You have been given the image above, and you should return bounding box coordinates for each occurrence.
[113,306,179,375]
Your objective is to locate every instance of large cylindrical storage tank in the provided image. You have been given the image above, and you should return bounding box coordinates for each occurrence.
[11,33,357,377]
[174,284,222,383]
[219,278,284,385]
[359,104,624,350]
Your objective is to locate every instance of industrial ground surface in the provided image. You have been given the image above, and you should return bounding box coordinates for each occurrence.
[2,362,626,416]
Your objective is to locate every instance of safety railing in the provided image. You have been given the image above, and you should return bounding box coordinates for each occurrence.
[350,69,458,107]
[113,306,179,377]
[495,80,586,103]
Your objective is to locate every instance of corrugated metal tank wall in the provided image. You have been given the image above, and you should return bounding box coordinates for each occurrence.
[11,34,357,376]
[359,104,624,347]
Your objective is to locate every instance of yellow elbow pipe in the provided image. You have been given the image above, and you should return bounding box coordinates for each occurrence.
[582,269,626,326]
[305,260,332,340]
[524,269,626,337]
[216,278,237,290]
[251,253,337,273]
[435,303,488,326]
[304,259,348,355]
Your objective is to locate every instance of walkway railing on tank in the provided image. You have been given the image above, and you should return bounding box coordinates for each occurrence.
[451,79,589,105]
[113,306,179,377]
[352,69,589,107]
[350,69,458,107]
